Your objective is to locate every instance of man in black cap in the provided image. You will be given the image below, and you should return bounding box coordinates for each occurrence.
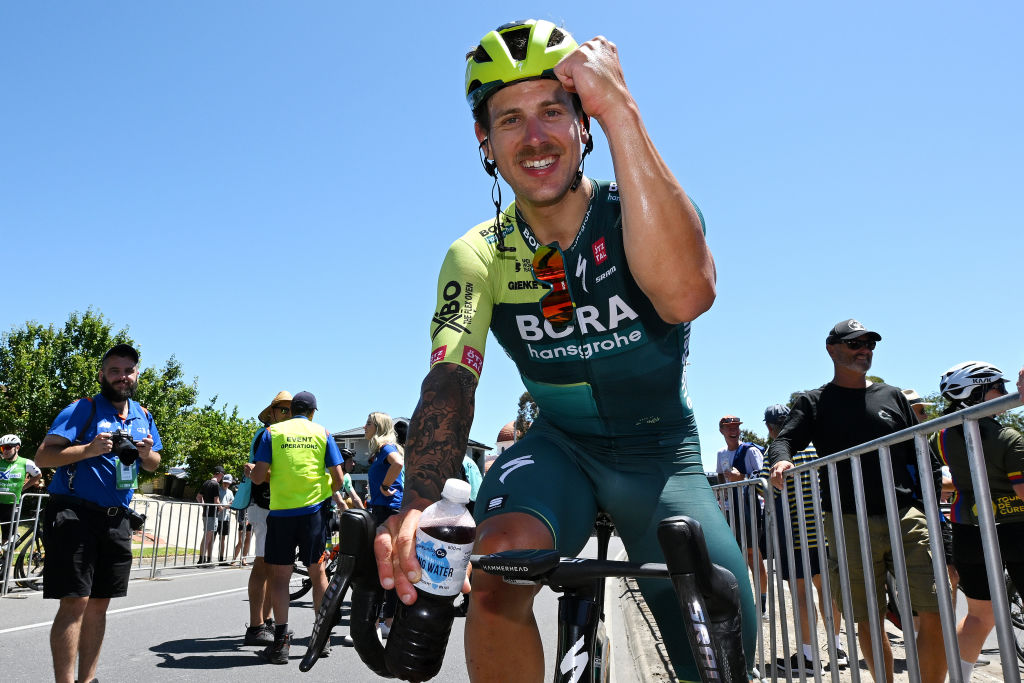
[767,319,945,683]
[196,465,224,566]
[251,391,346,664]
[36,342,161,683]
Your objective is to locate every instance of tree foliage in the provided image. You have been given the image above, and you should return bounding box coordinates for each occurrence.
[740,429,768,451]
[0,309,257,486]
[515,391,538,440]
[918,390,1024,433]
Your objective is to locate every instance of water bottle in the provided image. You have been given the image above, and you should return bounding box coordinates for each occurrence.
[385,479,475,681]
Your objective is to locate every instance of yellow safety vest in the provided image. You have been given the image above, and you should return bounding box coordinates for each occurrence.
[267,418,332,511]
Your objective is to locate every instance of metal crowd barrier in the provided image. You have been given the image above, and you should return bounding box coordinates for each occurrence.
[0,492,47,596]
[713,389,1023,683]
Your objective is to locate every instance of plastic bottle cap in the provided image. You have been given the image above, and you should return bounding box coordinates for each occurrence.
[441,478,471,504]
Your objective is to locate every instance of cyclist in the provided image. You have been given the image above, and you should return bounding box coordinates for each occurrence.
[0,434,42,546]
[931,362,1024,682]
[374,19,755,682]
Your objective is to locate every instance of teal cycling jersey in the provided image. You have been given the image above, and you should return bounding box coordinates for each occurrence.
[429,178,704,439]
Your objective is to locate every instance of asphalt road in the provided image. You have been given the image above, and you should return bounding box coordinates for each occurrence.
[0,538,641,683]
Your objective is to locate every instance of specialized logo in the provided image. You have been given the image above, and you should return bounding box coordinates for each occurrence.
[559,635,587,683]
[461,346,483,375]
[592,237,607,265]
[429,345,447,367]
[574,255,589,294]
[486,495,507,512]
[431,281,473,340]
[498,455,535,484]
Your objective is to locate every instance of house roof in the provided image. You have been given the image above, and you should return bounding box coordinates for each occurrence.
[332,418,491,451]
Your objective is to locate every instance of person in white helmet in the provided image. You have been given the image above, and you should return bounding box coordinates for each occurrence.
[0,434,42,545]
[931,361,1024,682]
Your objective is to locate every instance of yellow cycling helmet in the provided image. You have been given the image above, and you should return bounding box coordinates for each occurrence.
[465,20,578,112]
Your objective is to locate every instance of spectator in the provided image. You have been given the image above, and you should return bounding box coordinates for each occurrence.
[251,391,345,664]
[462,453,482,515]
[232,504,253,566]
[0,434,42,544]
[716,415,768,617]
[365,411,404,637]
[931,362,1024,681]
[216,474,235,565]
[768,319,945,683]
[761,404,845,674]
[35,343,161,683]
[242,390,293,646]
[901,388,934,423]
[338,449,364,510]
[196,466,223,566]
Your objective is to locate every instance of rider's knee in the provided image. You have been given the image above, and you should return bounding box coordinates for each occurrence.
[470,513,552,610]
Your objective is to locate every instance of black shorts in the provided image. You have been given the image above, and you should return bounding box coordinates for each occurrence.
[42,495,133,599]
[0,502,14,544]
[264,504,331,567]
[216,519,230,536]
[953,521,1024,600]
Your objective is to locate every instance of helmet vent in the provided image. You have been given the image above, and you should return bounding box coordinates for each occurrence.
[502,26,532,61]
[547,28,565,48]
[472,45,492,64]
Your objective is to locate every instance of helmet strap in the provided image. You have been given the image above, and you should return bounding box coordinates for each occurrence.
[570,117,594,192]
[479,138,514,252]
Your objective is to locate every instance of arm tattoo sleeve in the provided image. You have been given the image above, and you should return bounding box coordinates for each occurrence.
[403,364,477,506]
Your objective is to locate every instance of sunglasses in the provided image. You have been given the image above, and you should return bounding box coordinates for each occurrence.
[839,339,876,350]
[531,244,575,328]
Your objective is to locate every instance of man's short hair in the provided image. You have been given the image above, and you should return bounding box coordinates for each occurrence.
[102,343,139,366]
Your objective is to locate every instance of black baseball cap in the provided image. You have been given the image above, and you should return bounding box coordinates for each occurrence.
[102,343,139,364]
[213,465,224,474]
[826,319,881,343]
[292,391,318,412]
[763,404,791,426]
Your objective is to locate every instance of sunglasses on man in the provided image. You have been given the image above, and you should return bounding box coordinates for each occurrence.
[829,338,877,351]
[531,244,575,328]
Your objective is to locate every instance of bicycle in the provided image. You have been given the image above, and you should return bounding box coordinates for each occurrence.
[1,510,45,591]
[299,509,749,683]
[290,541,341,600]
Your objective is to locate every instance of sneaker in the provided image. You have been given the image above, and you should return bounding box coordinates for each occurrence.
[244,623,274,646]
[340,634,355,647]
[974,656,991,667]
[258,633,291,665]
[824,648,849,672]
[776,652,815,676]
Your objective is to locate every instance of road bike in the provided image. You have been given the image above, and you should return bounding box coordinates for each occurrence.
[298,509,749,683]
[290,541,341,600]
[1,507,45,591]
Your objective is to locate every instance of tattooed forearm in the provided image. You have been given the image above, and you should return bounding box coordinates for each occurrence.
[403,363,477,506]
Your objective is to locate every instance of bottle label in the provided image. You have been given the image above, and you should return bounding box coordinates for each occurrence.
[414,530,473,596]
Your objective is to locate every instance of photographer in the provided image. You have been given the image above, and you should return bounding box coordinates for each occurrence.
[35,343,161,683]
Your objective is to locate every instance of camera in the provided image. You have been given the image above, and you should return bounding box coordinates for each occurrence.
[125,507,147,531]
[110,429,140,466]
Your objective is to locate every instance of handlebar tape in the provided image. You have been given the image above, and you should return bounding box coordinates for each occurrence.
[657,516,747,683]
[299,509,394,677]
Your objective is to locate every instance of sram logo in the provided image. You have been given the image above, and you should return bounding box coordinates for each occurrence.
[516,295,638,340]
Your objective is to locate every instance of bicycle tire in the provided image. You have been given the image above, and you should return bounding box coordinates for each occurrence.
[14,532,44,590]
[593,619,612,683]
[1006,576,1024,664]
[290,565,312,600]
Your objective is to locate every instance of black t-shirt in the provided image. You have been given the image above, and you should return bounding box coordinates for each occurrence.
[767,381,938,514]
[250,427,271,509]
[199,478,220,517]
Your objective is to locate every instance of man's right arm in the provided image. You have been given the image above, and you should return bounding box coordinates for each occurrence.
[375,362,477,605]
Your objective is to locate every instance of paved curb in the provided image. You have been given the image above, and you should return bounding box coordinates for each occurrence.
[612,550,677,682]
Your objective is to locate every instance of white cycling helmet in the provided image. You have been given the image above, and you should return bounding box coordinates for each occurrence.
[0,434,21,447]
[939,361,1005,405]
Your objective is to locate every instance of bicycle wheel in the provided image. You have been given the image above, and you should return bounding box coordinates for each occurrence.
[593,619,612,683]
[14,532,44,590]
[1006,575,1024,664]
[290,563,312,600]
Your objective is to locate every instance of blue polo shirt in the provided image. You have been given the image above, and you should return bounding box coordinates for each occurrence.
[47,394,162,508]
[253,415,344,517]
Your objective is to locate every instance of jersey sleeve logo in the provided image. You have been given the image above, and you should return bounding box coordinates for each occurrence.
[461,346,484,374]
[431,280,471,339]
[592,238,607,265]
[430,345,447,367]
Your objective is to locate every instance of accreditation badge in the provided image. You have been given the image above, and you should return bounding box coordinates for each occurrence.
[115,460,138,490]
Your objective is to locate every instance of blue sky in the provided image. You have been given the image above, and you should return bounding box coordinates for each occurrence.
[4,2,1022,469]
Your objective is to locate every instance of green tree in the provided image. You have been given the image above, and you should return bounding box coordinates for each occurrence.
[0,309,256,484]
[515,391,538,440]
[175,398,260,486]
[739,429,767,451]
[919,390,1024,433]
